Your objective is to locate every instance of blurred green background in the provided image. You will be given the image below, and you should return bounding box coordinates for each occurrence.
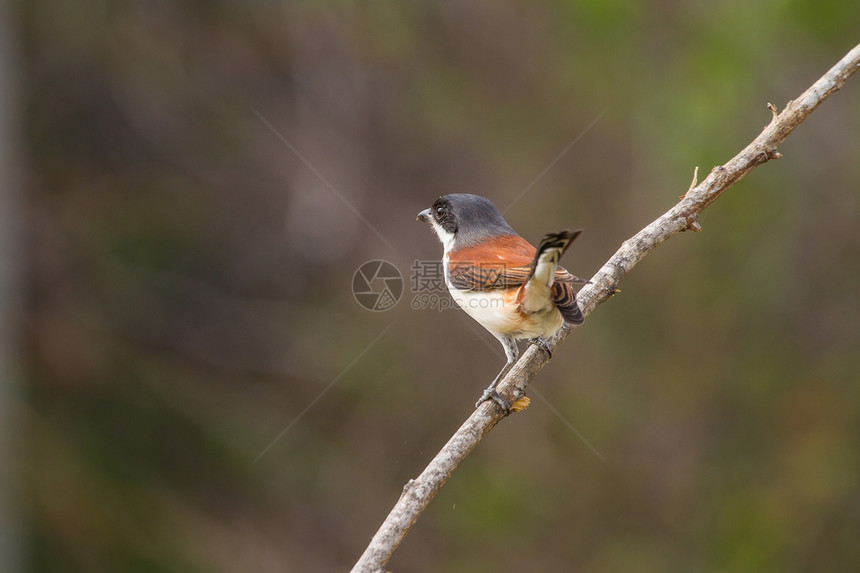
[3,1,860,571]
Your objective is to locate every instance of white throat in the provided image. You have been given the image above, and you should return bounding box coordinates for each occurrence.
[429,219,456,254]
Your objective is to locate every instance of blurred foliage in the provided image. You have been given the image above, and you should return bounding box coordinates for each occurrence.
[12,0,860,571]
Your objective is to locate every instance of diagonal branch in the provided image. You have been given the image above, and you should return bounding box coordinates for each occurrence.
[350,42,860,573]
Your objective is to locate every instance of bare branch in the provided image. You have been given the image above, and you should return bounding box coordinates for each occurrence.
[350,42,860,573]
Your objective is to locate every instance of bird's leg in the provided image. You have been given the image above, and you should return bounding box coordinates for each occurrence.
[529,337,553,360]
[476,336,519,410]
[477,362,514,410]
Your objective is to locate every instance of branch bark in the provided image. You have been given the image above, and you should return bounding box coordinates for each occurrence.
[351,42,860,573]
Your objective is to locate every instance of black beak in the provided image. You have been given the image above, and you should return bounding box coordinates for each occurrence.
[416,208,431,222]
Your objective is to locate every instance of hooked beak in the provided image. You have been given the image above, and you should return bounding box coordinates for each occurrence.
[416,208,431,222]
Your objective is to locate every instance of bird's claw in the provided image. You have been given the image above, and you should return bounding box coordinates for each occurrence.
[476,388,511,412]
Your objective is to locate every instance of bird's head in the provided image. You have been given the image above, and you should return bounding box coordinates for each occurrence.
[417,194,516,253]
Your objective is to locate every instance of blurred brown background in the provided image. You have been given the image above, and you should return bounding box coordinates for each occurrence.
[3,1,860,572]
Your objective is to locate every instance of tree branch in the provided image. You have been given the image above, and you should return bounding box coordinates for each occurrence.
[350,42,860,573]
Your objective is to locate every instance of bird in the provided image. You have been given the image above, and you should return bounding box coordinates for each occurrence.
[417,193,586,410]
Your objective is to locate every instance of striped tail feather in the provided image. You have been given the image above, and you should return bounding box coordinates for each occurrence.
[521,230,581,314]
[554,279,584,324]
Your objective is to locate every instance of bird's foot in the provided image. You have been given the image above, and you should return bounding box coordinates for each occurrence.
[530,337,553,359]
[475,387,511,412]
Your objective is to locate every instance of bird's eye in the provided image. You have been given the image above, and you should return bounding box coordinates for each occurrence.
[435,206,445,218]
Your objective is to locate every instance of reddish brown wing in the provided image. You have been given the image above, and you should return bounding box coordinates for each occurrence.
[447,262,534,291]
[447,235,536,292]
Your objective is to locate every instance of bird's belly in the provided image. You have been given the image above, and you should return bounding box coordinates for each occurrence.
[449,287,562,340]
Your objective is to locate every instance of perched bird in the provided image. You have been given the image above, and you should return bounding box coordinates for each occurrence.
[417,194,586,410]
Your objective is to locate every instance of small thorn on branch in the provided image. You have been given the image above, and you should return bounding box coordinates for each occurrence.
[767,102,779,121]
[681,166,700,199]
[686,216,702,232]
